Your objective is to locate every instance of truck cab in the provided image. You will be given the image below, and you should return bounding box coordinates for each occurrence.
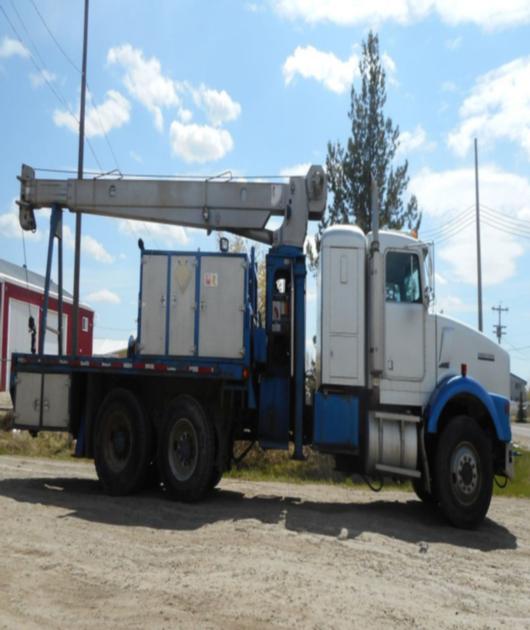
[314,224,513,528]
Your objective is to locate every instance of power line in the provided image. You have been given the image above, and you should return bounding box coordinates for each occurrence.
[29,0,80,72]
[420,206,475,239]
[0,2,104,171]
[480,203,530,230]
[505,342,530,359]
[29,0,121,172]
[480,208,530,237]
[481,215,530,239]
[428,214,476,245]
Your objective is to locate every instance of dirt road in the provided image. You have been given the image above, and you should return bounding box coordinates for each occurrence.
[0,456,529,629]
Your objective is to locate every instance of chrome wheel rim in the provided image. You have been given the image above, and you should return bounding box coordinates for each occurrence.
[168,417,198,482]
[102,408,132,474]
[450,441,480,505]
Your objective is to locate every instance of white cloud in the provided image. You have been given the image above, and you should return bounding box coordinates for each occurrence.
[178,108,193,123]
[108,44,182,131]
[381,52,398,86]
[272,0,530,29]
[81,234,115,263]
[169,121,234,163]
[448,56,530,159]
[93,338,128,355]
[445,36,463,50]
[441,80,457,93]
[436,294,475,315]
[412,164,530,217]
[129,150,143,163]
[282,45,359,94]
[245,2,263,12]
[107,45,241,160]
[439,225,523,286]
[193,85,241,126]
[411,165,527,285]
[280,163,311,177]
[30,69,56,88]
[435,272,448,286]
[118,219,189,247]
[63,226,114,263]
[0,200,46,241]
[397,125,436,156]
[53,90,131,138]
[0,36,29,59]
[85,289,121,304]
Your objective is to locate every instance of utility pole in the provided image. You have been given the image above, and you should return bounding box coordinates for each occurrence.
[474,138,483,332]
[492,303,508,344]
[72,0,89,356]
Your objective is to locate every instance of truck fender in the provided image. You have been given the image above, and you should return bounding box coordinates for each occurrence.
[425,375,511,443]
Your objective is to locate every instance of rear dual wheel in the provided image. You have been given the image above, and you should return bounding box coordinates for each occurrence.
[157,395,216,502]
[94,388,154,495]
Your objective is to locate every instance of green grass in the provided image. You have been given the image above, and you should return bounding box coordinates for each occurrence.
[0,412,74,459]
[494,448,530,498]
[227,443,530,498]
[1,412,528,497]
[0,429,74,459]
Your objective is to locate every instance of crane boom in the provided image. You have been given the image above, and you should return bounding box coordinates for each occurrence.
[17,164,326,248]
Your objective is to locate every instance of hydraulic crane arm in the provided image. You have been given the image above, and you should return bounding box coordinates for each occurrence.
[18,164,326,248]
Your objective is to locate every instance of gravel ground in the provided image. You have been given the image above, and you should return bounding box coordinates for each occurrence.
[0,455,529,630]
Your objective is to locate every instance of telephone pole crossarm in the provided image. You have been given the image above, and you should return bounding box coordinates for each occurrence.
[492,303,509,344]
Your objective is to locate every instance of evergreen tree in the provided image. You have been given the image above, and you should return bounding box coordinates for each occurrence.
[310,31,421,264]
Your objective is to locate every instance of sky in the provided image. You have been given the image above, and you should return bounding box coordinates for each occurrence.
[0,0,529,380]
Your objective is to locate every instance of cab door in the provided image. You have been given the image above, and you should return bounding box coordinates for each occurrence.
[383,250,425,381]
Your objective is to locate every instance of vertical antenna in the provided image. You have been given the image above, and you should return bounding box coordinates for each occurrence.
[72,0,89,356]
[474,138,483,332]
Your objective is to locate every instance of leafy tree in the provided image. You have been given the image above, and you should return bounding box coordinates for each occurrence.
[218,233,266,321]
[310,31,421,265]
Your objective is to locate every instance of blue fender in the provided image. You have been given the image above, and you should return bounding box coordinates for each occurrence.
[426,375,511,442]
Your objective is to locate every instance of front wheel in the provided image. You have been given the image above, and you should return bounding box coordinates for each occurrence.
[412,478,437,504]
[157,395,215,502]
[435,416,493,529]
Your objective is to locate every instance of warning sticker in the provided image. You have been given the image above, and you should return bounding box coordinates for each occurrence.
[203,272,218,287]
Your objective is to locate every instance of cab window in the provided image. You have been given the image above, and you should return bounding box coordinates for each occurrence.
[385,251,422,303]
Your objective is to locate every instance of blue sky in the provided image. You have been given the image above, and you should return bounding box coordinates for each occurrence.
[0,0,529,379]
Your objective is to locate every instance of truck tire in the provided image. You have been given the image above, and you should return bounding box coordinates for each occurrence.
[412,478,437,504]
[434,415,493,529]
[208,466,223,491]
[157,395,215,502]
[94,388,153,496]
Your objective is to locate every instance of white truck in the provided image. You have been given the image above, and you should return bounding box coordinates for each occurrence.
[10,164,514,529]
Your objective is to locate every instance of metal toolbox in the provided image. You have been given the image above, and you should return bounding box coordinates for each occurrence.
[139,251,247,360]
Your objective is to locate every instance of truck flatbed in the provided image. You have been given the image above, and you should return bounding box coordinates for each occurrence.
[12,352,248,382]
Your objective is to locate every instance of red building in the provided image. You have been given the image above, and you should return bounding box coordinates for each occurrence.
[0,258,94,391]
